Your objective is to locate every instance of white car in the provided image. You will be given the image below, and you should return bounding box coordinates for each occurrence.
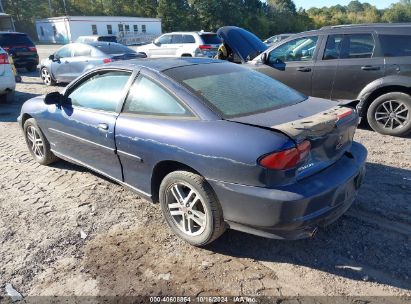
[136,31,221,58]
[0,47,16,102]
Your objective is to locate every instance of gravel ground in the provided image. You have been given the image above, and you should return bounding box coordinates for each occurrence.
[0,46,410,299]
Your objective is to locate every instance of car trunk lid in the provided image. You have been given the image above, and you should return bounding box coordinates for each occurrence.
[228,97,359,179]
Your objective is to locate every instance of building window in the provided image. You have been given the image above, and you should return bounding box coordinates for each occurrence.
[142,25,146,33]
[107,25,112,35]
[40,26,45,36]
[125,24,130,32]
[52,25,57,36]
[133,24,138,32]
[92,24,98,35]
[118,24,124,33]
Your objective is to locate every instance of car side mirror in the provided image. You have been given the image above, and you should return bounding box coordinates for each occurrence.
[261,53,267,64]
[49,54,56,61]
[44,91,65,105]
[153,40,161,46]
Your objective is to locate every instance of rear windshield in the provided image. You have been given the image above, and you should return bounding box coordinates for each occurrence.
[165,63,306,118]
[380,34,411,57]
[200,34,221,45]
[94,43,135,54]
[98,36,117,43]
[0,33,34,46]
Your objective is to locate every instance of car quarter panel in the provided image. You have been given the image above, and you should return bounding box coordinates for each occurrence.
[114,117,293,195]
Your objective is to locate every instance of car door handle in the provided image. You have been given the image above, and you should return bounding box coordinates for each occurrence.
[64,61,69,64]
[97,123,109,131]
[296,67,311,72]
[361,65,380,71]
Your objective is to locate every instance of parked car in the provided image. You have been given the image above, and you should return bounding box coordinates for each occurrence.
[0,47,16,102]
[18,58,367,246]
[263,33,293,46]
[76,35,118,43]
[39,42,146,85]
[0,32,39,72]
[136,31,221,58]
[218,25,411,136]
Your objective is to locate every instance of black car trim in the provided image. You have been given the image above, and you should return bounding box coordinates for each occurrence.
[48,128,115,152]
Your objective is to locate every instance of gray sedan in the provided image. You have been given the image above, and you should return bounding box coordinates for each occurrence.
[39,42,146,86]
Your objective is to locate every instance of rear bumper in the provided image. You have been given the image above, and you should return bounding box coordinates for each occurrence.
[13,55,39,67]
[207,142,367,240]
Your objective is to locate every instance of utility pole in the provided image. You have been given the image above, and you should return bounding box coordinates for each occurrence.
[62,0,68,16]
[48,0,53,16]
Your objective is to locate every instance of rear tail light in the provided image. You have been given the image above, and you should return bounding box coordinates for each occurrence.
[259,140,311,170]
[3,47,10,52]
[337,108,354,121]
[103,58,112,64]
[28,46,37,52]
[0,53,9,64]
[199,45,212,50]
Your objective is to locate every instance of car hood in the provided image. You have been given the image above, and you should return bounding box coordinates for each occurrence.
[217,26,268,62]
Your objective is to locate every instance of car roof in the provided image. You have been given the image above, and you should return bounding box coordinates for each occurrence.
[295,23,411,36]
[0,31,29,35]
[104,57,223,72]
[163,31,216,35]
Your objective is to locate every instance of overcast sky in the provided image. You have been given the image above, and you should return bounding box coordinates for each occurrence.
[293,0,395,9]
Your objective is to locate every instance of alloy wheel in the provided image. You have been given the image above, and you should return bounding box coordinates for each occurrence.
[26,126,44,158]
[41,68,51,85]
[166,182,207,236]
[374,100,409,130]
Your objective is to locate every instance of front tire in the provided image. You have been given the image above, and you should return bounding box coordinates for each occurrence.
[24,118,58,165]
[41,67,56,86]
[159,171,226,246]
[367,92,411,136]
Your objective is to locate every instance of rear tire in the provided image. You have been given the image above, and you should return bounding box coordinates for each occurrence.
[41,67,56,86]
[159,171,226,246]
[367,92,411,136]
[24,118,58,165]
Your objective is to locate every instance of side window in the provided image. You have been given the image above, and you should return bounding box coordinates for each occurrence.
[68,71,131,112]
[55,46,72,58]
[123,76,192,117]
[73,45,92,57]
[341,34,374,59]
[171,35,183,44]
[182,35,196,44]
[158,35,172,44]
[268,36,318,63]
[323,35,344,60]
[379,34,411,57]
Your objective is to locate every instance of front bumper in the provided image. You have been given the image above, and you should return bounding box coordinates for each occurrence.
[207,142,367,240]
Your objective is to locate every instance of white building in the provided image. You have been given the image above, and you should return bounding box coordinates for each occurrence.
[35,16,162,44]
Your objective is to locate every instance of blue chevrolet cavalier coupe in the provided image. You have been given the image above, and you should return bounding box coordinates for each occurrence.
[18,58,367,246]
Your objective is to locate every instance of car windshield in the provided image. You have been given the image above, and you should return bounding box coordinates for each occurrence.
[200,34,221,45]
[165,63,306,118]
[0,34,34,46]
[94,43,135,54]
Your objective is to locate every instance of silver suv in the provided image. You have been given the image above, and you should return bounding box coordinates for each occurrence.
[136,31,221,58]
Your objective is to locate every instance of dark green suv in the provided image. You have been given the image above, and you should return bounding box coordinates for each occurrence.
[0,32,39,72]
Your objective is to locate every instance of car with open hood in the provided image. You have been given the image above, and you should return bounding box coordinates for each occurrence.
[217,25,411,136]
[18,58,367,246]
